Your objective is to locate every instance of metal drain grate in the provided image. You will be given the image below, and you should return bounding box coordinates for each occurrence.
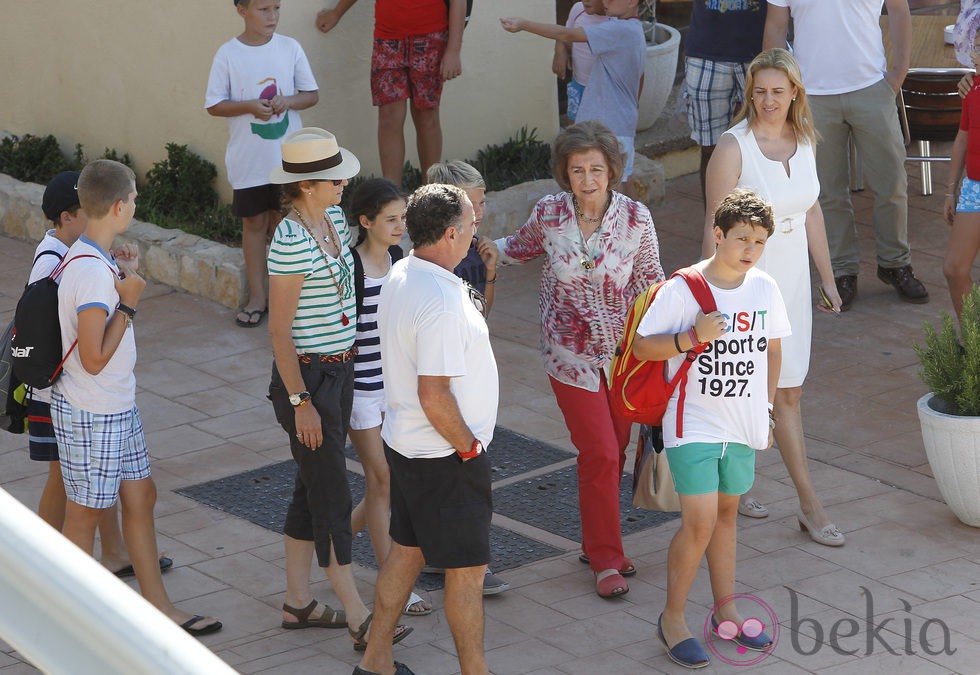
[177,427,676,590]
[493,465,679,542]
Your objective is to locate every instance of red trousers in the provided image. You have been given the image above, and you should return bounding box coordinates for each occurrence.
[549,373,632,572]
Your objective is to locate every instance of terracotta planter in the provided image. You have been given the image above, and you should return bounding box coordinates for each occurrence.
[917,393,980,527]
[636,24,681,132]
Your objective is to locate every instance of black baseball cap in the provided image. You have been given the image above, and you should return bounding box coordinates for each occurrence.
[42,171,81,222]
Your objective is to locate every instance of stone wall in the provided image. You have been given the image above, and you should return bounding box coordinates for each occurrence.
[1,152,664,308]
[0,173,245,309]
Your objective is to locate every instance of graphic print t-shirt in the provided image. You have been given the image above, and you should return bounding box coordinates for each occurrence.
[636,266,791,449]
[205,34,317,189]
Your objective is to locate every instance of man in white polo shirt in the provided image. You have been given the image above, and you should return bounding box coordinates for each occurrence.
[356,183,498,675]
[764,0,928,310]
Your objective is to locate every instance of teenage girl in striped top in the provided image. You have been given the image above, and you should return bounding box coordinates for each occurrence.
[348,178,432,616]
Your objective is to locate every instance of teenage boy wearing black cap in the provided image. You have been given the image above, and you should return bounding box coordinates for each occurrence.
[28,171,90,530]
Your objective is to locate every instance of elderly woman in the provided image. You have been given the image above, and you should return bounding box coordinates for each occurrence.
[702,48,846,547]
[496,121,664,598]
[266,128,411,648]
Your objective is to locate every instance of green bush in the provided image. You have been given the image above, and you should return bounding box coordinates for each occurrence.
[0,134,77,184]
[136,143,241,245]
[470,126,552,192]
[914,285,980,416]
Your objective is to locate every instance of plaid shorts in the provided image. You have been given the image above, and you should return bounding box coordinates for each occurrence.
[685,57,750,146]
[371,31,447,109]
[51,392,151,509]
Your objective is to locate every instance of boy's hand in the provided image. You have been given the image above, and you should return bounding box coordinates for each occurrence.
[269,94,289,115]
[316,8,340,33]
[249,99,274,121]
[944,193,957,226]
[694,310,727,343]
[441,48,462,81]
[115,271,146,308]
[553,42,570,79]
[112,243,140,277]
[476,236,499,270]
[500,17,525,33]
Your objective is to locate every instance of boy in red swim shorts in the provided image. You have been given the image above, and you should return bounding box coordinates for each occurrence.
[316,0,467,185]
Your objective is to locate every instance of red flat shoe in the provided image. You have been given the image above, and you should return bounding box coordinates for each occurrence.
[578,554,637,577]
[594,571,629,598]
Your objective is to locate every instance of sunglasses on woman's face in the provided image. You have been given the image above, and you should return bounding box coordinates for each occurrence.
[312,179,345,186]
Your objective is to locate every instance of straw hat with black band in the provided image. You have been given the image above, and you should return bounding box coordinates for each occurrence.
[269,127,360,184]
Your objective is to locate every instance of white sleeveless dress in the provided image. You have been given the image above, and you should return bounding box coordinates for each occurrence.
[724,119,820,388]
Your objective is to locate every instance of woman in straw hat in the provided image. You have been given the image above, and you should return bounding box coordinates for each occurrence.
[266,128,411,650]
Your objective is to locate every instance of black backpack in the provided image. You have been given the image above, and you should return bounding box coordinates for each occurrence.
[11,253,114,390]
[0,318,27,433]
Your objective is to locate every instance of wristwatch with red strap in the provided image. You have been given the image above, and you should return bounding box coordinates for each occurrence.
[457,439,483,459]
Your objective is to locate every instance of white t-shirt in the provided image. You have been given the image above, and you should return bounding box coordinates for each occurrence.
[53,237,136,415]
[27,231,69,405]
[204,34,318,189]
[768,0,887,96]
[379,254,499,459]
[636,266,791,450]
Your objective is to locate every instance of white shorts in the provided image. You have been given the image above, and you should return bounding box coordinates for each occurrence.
[350,389,385,430]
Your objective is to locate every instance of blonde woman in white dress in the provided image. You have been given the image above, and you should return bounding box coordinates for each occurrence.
[702,48,846,547]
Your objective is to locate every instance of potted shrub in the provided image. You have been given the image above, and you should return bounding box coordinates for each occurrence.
[914,285,980,527]
[636,1,681,131]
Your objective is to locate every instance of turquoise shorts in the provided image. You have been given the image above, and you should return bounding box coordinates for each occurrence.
[665,442,755,496]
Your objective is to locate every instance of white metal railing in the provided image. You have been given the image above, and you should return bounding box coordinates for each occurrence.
[0,488,235,675]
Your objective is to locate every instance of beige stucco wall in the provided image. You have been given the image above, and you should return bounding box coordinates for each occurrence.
[0,1,558,200]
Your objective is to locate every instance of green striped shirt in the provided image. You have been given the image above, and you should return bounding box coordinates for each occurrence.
[268,205,356,353]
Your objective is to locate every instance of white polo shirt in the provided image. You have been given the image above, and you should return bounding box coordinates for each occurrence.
[379,253,499,459]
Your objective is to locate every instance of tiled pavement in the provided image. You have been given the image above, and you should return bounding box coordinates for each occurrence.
[2,170,980,674]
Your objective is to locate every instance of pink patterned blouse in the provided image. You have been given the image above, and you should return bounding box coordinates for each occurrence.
[496,191,665,392]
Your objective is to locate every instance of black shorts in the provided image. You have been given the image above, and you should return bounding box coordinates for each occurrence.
[386,444,492,569]
[232,184,281,218]
[28,398,59,462]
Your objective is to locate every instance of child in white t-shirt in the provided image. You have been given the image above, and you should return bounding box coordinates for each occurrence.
[205,0,318,328]
[633,189,789,668]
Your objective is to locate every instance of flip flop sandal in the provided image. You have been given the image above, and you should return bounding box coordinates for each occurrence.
[180,615,223,637]
[349,612,414,652]
[114,555,174,579]
[578,554,637,577]
[403,591,433,616]
[235,307,267,328]
[281,599,347,629]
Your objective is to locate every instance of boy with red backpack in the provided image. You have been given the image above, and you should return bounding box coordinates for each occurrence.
[632,189,789,668]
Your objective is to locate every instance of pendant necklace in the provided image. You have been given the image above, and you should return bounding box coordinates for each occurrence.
[292,207,352,326]
[572,193,609,270]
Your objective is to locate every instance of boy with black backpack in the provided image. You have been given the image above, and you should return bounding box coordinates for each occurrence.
[51,159,221,636]
[632,189,789,668]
